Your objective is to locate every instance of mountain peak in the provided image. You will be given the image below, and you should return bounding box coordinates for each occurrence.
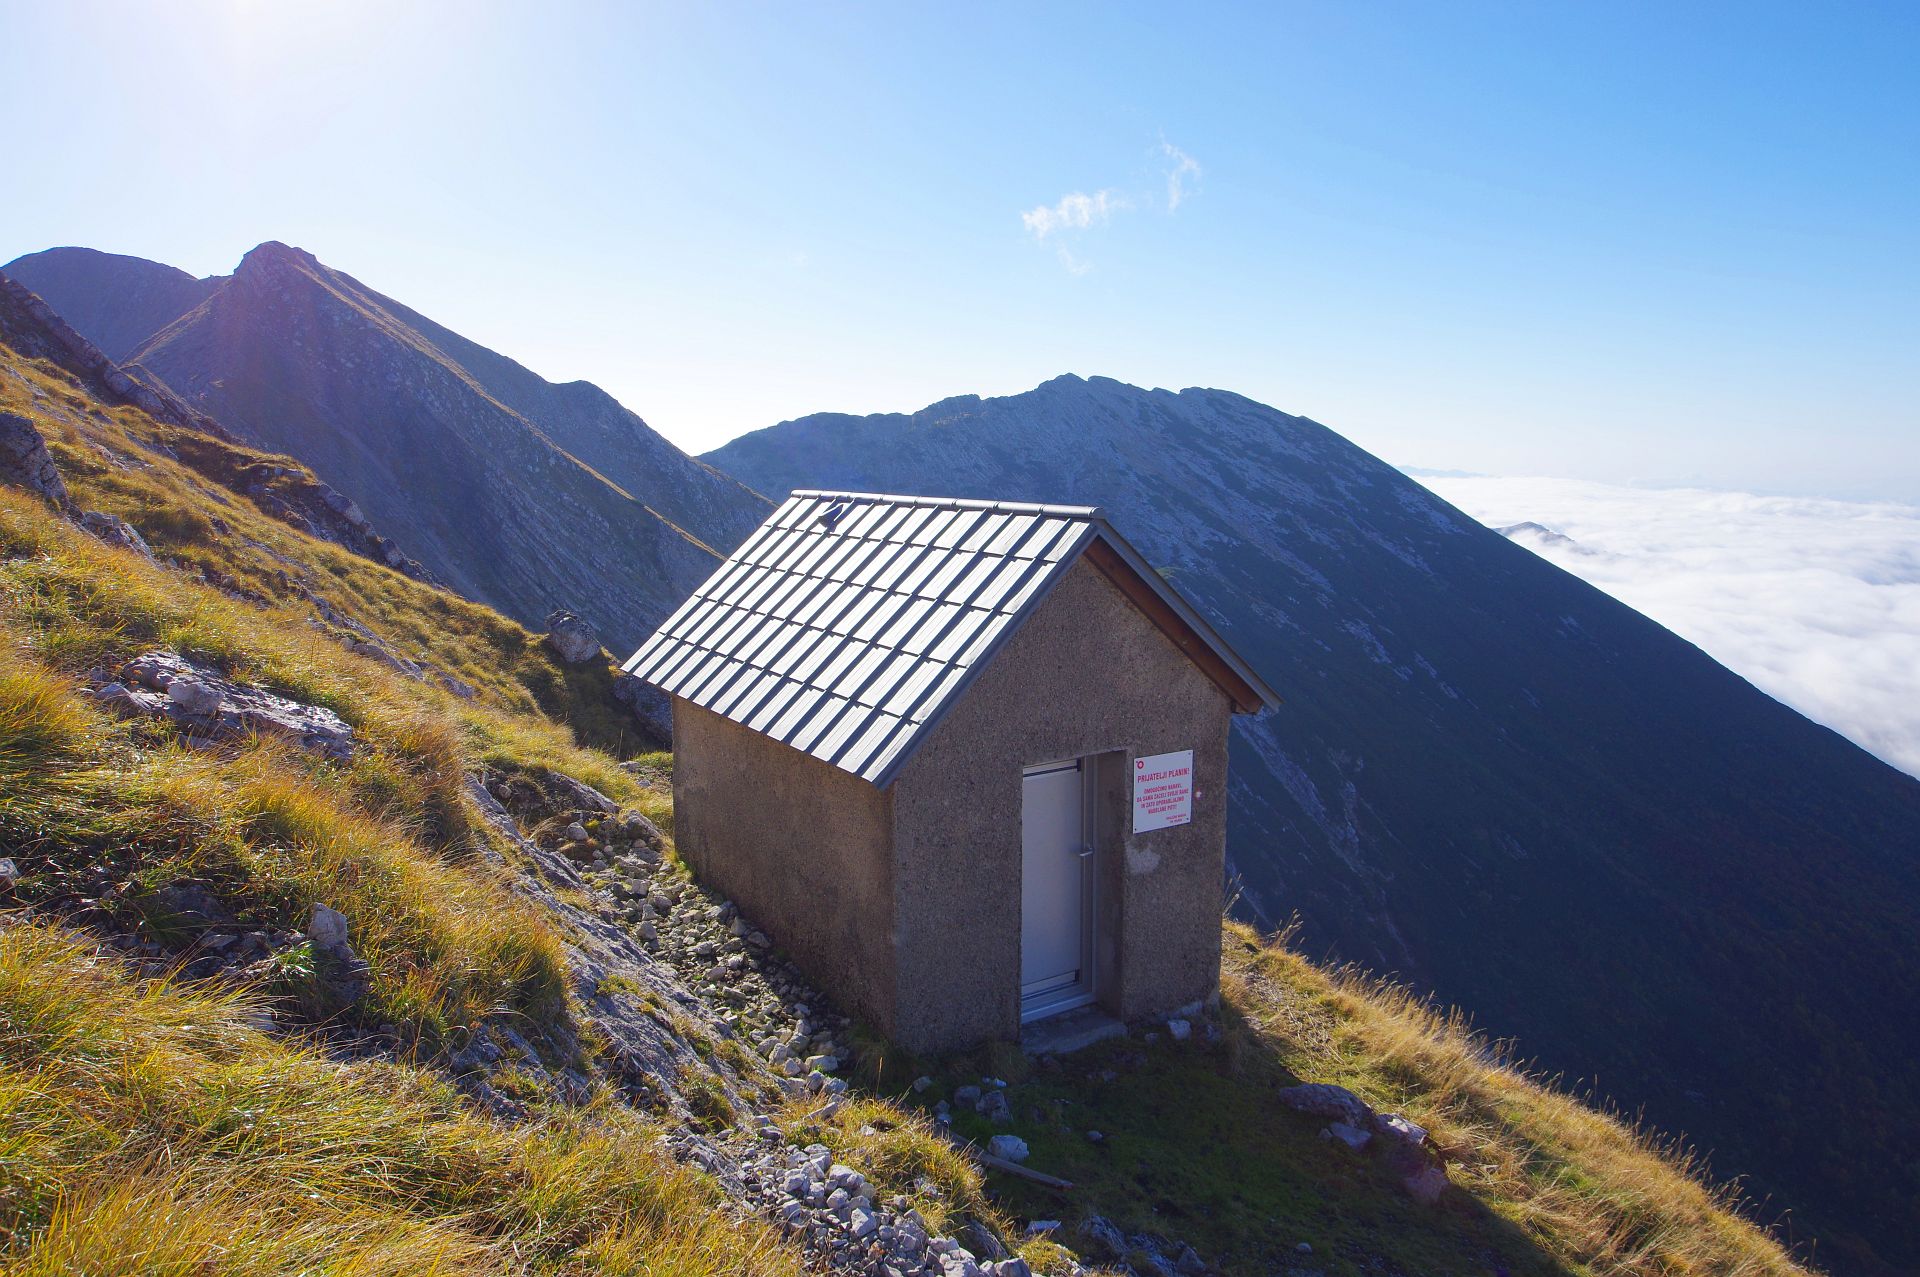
[1032,372,1172,403]
[236,240,321,276]
[9,239,769,652]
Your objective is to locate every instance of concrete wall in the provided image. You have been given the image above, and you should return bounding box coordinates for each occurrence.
[889,557,1234,1052]
[670,699,900,1037]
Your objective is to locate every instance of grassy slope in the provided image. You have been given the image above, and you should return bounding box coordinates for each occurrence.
[0,349,790,1269]
[3,351,654,760]
[880,924,1809,1276]
[0,923,791,1276]
[0,341,1813,1276]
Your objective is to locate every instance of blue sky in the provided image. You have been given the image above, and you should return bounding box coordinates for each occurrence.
[2,1,1915,498]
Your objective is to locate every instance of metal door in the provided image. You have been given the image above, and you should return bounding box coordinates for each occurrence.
[1021,760,1091,1019]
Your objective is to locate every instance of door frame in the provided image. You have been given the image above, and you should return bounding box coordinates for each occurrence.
[1019,756,1099,1024]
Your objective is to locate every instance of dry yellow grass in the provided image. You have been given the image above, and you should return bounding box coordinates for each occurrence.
[0,549,571,1040]
[1224,920,1810,1276]
[0,365,811,1271]
[0,922,799,1275]
[778,1094,990,1234]
[0,351,654,758]
[776,1095,1078,1274]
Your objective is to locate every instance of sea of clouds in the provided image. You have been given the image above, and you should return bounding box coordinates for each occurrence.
[1417,475,1920,779]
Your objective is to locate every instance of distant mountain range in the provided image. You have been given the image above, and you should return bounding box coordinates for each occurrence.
[710,376,1920,1274]
[7,245,1918,1272]
[3,244,766,648]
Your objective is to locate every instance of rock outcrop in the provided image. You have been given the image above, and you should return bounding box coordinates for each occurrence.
[0,270,229,438]
[612,671,674,745]
[304,902,372,1009]
[77,509,154,561]
[90,651,357,761]
[1279,1081,1450,1203]
[1,412,178,565]
[543,608,603,664]
[1275,1082,1374,1129]
[0,411,71,508]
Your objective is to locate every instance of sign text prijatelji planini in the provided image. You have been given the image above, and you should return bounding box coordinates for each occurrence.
[1133,750,1194,833]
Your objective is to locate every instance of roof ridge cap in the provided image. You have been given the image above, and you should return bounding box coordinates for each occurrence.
[788,489,1101,519]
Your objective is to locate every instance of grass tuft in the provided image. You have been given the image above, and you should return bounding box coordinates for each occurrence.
[0,923,795,1274]
[1227,921,1808,1275]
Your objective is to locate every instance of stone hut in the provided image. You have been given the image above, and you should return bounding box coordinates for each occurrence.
[624,491,1276,1053]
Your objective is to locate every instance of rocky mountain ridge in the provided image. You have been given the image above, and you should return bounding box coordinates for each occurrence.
[4,242,769,649]
[1,266,435,583]
[0,268,227,438]
[1,245,222,365]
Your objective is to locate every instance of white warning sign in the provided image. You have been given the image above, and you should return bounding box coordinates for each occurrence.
[1132,749,1194,833]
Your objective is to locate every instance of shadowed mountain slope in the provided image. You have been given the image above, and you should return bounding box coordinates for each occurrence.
[4,243,768,649]
[4,246,220,364]
[707,373,1920,1275]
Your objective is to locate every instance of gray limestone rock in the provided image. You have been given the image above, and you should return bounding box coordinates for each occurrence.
[348,639,423,678]
[957,1221,1007,1261]
[1321,1120,1372,1151]
[1078,1215,1126,1258]
[166,676,224,717]
[78,510,154,560]
[1373,1112,1428,1146]
[544,609,603,664]
[147,880,228,928]
[438,673,478,699]
[117,651,356,760]
[985,1134,1028,1163]
[308,902,351,953]
[611,671,673,743]
[1275,1082,1373,1129]
[0,412,69,508]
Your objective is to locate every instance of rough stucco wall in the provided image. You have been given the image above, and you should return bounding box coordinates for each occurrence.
[890,557,1234,1051]
[671,699,900,1037]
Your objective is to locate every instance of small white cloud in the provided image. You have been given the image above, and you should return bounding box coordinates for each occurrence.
[1021,189,1125,241]
[1160,141,1202,211]
[1019,139,1200,272]
[1421,475,1920,779]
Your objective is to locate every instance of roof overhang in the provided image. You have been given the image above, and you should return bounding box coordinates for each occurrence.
[1079,523,1277,715]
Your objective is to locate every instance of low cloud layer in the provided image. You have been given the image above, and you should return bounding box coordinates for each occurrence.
[1420,475,1920,779]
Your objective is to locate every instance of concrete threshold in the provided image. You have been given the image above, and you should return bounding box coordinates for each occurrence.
[1020,1005,1126,1056]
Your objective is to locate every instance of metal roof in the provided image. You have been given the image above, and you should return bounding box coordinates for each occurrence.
[623,490,1277,788]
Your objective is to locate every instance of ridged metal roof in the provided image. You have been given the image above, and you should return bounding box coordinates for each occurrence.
[624,490,1275,787]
